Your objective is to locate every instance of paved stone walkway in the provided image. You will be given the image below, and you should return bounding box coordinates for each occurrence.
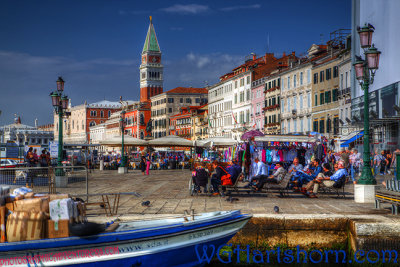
[54,169,397,218]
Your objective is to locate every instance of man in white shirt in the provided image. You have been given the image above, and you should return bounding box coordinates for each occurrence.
[245,158,268,187]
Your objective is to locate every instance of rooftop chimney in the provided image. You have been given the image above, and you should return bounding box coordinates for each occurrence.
[252,53,256,60]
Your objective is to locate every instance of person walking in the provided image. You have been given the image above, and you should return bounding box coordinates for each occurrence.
[140,156,146,175]
[146,156,151,175]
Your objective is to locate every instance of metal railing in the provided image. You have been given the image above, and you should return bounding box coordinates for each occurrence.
[0,166,88,195]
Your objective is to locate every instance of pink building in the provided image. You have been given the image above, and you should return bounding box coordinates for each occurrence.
[251,82,266,131]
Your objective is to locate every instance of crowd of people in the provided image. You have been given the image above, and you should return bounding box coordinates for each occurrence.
[191,147,400,198]
[25,147,51,167]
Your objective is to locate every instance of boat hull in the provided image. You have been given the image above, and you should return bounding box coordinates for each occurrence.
[0,211,251,266]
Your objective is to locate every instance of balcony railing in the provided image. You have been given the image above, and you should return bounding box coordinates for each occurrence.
[264,86,280,94]
[263,104,280,111]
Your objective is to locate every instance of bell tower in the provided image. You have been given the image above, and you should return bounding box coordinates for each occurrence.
[140,16,163,103]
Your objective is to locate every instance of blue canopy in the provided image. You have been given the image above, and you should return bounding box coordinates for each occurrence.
[340,131,364,147]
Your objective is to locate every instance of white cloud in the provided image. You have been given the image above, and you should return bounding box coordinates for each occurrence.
[160,4,209,14]
[220,4,261,12]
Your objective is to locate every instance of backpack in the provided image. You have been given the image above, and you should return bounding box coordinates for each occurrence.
[220,167,233,186]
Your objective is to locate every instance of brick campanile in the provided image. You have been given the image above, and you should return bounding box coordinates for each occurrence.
[140,16,163,102]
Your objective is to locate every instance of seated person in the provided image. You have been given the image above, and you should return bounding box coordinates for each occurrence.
[288,157,304,176]
[291,159,322,189]
[322,163,333,176]
[252,162,287,191]
[245,158,267,187]
[192,163,209,193]
[226,160,242,184]
[210,161,226,196]
[304,161,348,198]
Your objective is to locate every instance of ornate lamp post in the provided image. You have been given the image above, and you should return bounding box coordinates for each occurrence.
[120,110,126,168]
[354,24,381,185]
[50,77,69,176]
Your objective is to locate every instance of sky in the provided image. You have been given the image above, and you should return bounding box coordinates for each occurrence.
[0,0,351,126]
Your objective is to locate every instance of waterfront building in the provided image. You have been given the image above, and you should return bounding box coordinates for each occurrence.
[208,77,234,138]
[150,87,208,138]
[263,71,283,134]
[310,43,342,140]
[337,48,355,146]
[280,57,313,135]
[0,116,53,146]
[169,107,192,140]
[54,100,121,144]
[190,104,208,141]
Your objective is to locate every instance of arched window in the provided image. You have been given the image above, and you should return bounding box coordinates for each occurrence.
[108,110,111,117]
[100,111,104,117]
[140,131,144,139]
[89,121,96,127]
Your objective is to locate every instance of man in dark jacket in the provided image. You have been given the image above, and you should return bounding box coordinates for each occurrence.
[211,161,225,196]
[227,160,242,184]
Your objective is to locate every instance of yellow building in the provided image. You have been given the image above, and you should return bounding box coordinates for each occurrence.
[310,45,342,139]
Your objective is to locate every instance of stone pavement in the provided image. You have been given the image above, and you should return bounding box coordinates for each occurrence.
[55,169,398,219]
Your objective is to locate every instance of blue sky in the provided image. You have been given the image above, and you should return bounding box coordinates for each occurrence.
[0,0,350,126]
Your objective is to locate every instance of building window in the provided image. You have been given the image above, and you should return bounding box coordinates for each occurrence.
[313,73,318,84]
[90,110,97,117]
[300,94,303,109]
[333,66,338,77]
[314,94,318,106]
[281,99,284,113]
[180,98,183,103]
[325,91,331,104]
[186,98,192,103]
[319,71,324,82]
[300,119,304,133]
[313,120,318,132]
[168,98,174,103]
[326,68,331,80]
[195,98,200,103]
[246,89,250,101]
[308,118,311,131]
[332,88,339,101]
[287,77,290,89]
[333,117,339,135]
[327,118,331,133]
[300,72,303,85]
[287,120,291,133]
[307,69,311,84]
[294,74,297,88]
[319,120,325,133]
[307,93,311,108]
[89,121,96,127]
[287,97,291,112]
[108,110,111,117]
[246,76,250,84]
[168,108,172,113]
[100,110,104,117]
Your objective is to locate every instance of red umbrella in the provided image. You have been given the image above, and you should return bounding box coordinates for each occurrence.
[241,130,264,140]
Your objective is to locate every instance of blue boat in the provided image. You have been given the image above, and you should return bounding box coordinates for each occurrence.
[0,210,251,266]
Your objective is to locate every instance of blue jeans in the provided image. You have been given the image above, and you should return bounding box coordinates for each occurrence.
[293,172,314,187]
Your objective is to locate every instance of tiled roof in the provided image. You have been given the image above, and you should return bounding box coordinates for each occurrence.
[166,87,208,94]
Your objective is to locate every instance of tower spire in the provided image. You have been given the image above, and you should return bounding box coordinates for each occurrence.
[142,16,160,54]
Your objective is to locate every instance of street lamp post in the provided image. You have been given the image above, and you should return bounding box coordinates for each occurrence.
[50,77,69,177]
[120,110,126,168]
[354,24,381,186]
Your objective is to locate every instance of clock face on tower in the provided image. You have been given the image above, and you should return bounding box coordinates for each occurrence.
[152,57,157,62]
